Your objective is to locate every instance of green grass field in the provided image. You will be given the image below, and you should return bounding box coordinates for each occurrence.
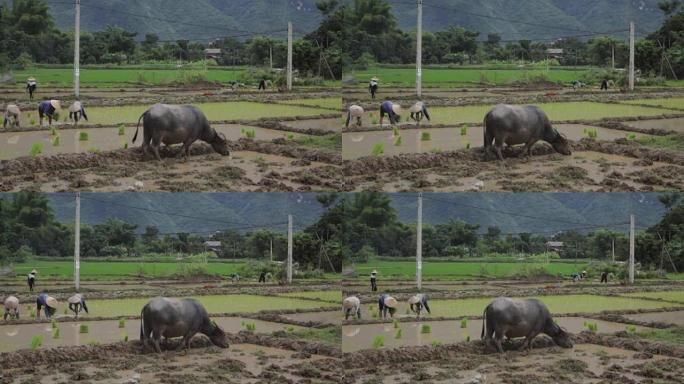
[279,290,341,303]
[11,66,247,87]
[280,98,341,110]
[350,66,593,86]
[355,260,586,279]
[621,98,684,110]
[623,291,684,303]
[12,260,244,279]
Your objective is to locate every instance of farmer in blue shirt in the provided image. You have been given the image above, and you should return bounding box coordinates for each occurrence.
[379,101,401,126]
[36,293,58,319]
[378,293,397,319]
[38,100,60,126]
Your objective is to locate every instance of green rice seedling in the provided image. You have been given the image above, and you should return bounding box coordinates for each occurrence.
[87,341,100,346]
[241,320,245,326]
[30,119,36,125]
[421,324,431,334]
[123,334,129,341]
[395,328,402,339]
[586,128,598,138]
[464,141,471,149]
[460,318,467,329]
[51,319,57,329]
[244,129,256,138]
[371,142,384,156]
[394,135,402,146]
[63,308,67,315]
[371,311,378,319]
[430,148,442,153]
[466,336,471,342]
[30,142,43,156]
[392,126,399,137]
[371,118,378,125]
[87,147,100,153]
[626,325,637,333]
[50,127,57,136]
[287,326,294,333]
[287,133,294,140]
[52,135,60,146]
[31,335,43,349]
[627,133,637,140]
[431,341,442,346]
[393,319,399,329]
[118,125,126,136]
[118,319,125,328]
[123,143,128,149]
[372,335,384,349]
[53,327,60,339]
[79,132,89,141]
[405,308,410,315]
[245,322,256,331]
[80,324,89,334]
[585,322,598,332]
[421,132,431,141]
[460,125,468,136]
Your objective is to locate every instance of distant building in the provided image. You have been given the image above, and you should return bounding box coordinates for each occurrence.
[203,240,221,252]
[545,241,564,252]
[545,48,564,59]
[204,48,221,60]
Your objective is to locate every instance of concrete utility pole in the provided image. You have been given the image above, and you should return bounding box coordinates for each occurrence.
[269,44,273,70]
[416,192,423,290]
[74,0,80,98]
[415,0,423,98]
[612,238,615,263]
[287,214,293,283]
[287,22,293,91]
[611,44,615,70]
[74,192,81,290]
[629,214,635,284]
[629,22,635,91]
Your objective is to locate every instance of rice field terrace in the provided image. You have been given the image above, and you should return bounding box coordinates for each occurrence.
[0,78,343,192]
[341,81,684,192]
[340,268,684,383]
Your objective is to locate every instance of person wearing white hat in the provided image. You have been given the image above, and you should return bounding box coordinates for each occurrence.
[408,293,431,317]
[38,99,60,126]
[27,270,36,292]
[26,77,37,100]
[345,105,364,128]
[370,270,378,292]
[36,293,58,319]
[379,101,401,126]
[369,77,379,99]
[3,296,20,320]
[408,101,431,124]
[68,101,88,124]
[3,104,21,129]
[342,296,361,320]
[67,294,89,317]
[378,293,397,319]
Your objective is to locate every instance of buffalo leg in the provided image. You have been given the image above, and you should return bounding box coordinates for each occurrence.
[152,329,163,353]
[494,144,505,161]
[151,139,163,161]
[494,335,504,353]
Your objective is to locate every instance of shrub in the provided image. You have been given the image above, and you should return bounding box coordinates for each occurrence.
[30,142,43,156]
[31,335,43,349]
[79,132,89,141]
[421,132,431,141]
[80,324,89,333]
[421,324,431,334]
[371,142,384,156]
[372,335,384,349]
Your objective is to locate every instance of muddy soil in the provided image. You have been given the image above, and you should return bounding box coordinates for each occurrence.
[0,139,342,192]
[623,117,684,133]
[624,311,684,326]
[341,140,684,192]
[0,333,341,384]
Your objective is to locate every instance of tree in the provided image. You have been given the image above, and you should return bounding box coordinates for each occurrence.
[658,0,681,15]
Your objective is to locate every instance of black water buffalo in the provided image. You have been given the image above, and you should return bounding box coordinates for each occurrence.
[481,297,572,353]
[133,104,229,161]
[483,104,571,160]
[140,297,230,353]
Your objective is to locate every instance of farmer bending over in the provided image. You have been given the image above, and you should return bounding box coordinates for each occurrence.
[3,296,20,320]
[38,100,60,126]
[36,293,58,319]
[379,101,401,126]
[342,296,361,320]
[408,293,431,317]
[378,294,397,319]
[68,294,89,318]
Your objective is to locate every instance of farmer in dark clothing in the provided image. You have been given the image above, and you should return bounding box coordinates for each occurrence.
[259,272,267,283]
[600,271,609,283]
[379,101,401,126]
[68,294,89,318]
[38,100,60,126]
[600,78,609,90]
[378,294,397,319]
[408,293,431,317]
[27,270,36,292]
[258,79,266,90]
[370,270,378,292]
[26,77,37,100]
[36,293,58,319]
[369,77,379,99]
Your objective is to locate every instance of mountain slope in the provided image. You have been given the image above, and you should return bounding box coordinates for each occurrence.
[45,0,322,41]
[388,0,663,40]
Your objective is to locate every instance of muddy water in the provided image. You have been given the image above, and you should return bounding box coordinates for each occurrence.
[283,118,342,132]
[0,124,303,160]
[624,310,684,325]
[0,317,304,352]
[342,317,650,352]
[624,117,684,133]
[342,123,644,159]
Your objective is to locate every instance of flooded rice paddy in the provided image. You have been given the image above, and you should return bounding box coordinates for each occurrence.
[624,310,684,325]
[622,291,684,303]
[623,117,684,133]
[621,98,684,110]
[279,290,340,303]
[342,317,651,352]
[0,317,305,353]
